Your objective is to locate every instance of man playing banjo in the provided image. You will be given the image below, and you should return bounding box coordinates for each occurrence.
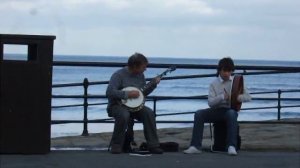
[184,57,251,156]
[106,53,163,154]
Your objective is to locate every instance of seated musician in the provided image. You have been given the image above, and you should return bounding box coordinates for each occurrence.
[106,53,163,154]
[183,57,251,156]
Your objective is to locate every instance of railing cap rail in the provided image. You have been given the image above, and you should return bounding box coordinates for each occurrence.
[53,61,300,71]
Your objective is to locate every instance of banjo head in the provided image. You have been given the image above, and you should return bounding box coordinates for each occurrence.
[121,87,145,111]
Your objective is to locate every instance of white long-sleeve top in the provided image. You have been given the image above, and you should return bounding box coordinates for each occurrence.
[208,76,252,108]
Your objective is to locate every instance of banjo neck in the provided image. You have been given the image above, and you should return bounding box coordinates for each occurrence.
[141,66,176,94]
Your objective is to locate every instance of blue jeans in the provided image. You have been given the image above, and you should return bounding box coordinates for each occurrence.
[190,107,238,149]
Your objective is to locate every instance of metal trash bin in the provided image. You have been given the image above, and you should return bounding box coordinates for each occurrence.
[0,34,56,154]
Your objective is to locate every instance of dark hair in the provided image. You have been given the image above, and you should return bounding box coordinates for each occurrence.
[217,57,235,75]
[128,52,148,68]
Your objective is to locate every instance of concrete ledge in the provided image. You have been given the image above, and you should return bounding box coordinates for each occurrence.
[51,119,300,152]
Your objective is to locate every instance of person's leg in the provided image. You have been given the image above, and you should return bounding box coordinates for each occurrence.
[184,108,227,154]
[224,109,238,148]
[108,105,131,151]
[190,108,226,148]
[135,106,160,149]
[190,108,210,149]
[122,117,135,152]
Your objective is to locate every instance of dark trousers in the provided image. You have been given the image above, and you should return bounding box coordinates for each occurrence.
[190,107,238,149]
[108,105,160,148]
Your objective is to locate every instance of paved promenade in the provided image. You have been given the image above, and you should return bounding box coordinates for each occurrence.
[1,120,299,168]
[1,150,299,168]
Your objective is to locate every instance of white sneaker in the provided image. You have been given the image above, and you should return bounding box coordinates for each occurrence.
[183,146,202,154]
[228,146,237,156]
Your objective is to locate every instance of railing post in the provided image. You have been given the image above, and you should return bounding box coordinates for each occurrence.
[82,78,89,136]
[277,89,281,121]
[153,97,157,117]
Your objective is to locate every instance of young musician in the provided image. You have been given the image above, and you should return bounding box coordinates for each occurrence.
[106,53,163,154]
[183,57,251,156]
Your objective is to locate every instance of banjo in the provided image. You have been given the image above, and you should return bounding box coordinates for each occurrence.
[231,75,244,112]
[121,66,176,112]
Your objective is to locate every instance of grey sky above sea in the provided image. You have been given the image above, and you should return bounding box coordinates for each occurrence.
[1,0,300,61]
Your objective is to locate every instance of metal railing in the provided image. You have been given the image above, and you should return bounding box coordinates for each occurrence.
[51,61,300,136]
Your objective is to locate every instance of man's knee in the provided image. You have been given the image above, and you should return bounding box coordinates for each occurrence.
[140,106,155,119]
[112,107,131,124]
[194,109,208,120]
[119,113,131,124]
[225,109,238,119]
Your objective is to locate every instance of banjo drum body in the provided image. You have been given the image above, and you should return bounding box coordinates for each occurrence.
[121,87,145,112]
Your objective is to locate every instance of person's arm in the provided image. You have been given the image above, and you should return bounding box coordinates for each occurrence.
[208,83,226,107]
[106,73,128,100]
[238,83,252,102]
[142,75,159,96]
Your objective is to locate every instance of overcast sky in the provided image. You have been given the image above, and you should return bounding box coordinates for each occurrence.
[1,0,299,61]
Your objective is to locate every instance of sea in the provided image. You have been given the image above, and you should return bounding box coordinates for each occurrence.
[46,55,300,138]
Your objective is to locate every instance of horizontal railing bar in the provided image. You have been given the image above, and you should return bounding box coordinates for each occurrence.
[149,95,208,100]
[233,105,300,111]
[251,91,282,95]
[235,70,300,75]
[52,104,83,108]
[51,104,300,111]
[281,89,300,93]
[51,118,114,124]
[252,98,300,101]
[155,108,298,116]
[87,102,108,106]
[238,121,300,124]
[156,111,195,117]
[52,104,300,121]
[154,120,300,124]
[146,71,298,82]
[51,94,300,102]
[52,82,84,88]
[52,70,299,88]
[251,89,300,95]
[51,88,300,99]
[53,61,126,67]
[52,102,108,109]
[53,61,300,71]
[242,106,278,110]
[52,120,85,124]
[280,105,300,108]
[156,105,300,116]
[51,119,300,125]
[150,97,300,101]
[51,95,208,99]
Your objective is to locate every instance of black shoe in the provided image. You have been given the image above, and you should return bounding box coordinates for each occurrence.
[111,144,122,154]
[149,147,163,154]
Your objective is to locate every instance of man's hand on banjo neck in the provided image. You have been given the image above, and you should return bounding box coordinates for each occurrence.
[153,76,161,85]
